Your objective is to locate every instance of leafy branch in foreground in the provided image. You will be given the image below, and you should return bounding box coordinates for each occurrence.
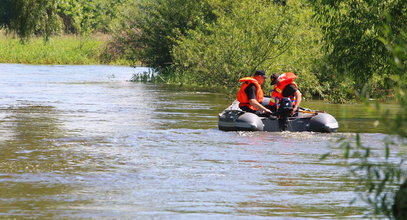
[339,135,407,218]
[333,13,407,219]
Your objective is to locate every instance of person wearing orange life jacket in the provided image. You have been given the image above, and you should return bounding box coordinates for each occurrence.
[269,72,302,115]
[237,70,272,115]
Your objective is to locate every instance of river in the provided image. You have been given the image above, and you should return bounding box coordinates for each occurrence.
[0,64,398,219]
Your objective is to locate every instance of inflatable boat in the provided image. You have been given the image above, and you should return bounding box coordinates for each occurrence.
[218,99,339,133]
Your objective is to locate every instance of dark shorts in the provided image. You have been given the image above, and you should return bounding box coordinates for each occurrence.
[239,105,256,113]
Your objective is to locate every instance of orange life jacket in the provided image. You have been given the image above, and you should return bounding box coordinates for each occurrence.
[237,77,264,110]
[269,72,298,107]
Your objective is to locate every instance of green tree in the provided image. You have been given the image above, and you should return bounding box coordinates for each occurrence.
[57,0,129,35]
[97,0,134,33]
[170,0,326,99]
[0,0,61,42]
[310,0,406,97]
[171,0,294,89]
[336,16,406,219]
[58,0,101,36]
[0,0,129,41]
[271,1,325,99]
[0,0,15,29]
[109,0,217,68]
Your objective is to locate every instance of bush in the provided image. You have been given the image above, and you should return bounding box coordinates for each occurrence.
[309,0,407,98]
[105,0,217,68]
[172,1,293,87]
[171,0,326,98]
[335,16,407,219]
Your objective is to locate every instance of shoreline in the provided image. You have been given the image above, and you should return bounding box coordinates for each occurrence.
[0,34,131,65]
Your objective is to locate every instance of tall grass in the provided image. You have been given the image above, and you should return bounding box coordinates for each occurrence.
[0,34,130,65]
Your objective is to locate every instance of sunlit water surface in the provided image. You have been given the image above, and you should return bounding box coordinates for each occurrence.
[0,64,398,219]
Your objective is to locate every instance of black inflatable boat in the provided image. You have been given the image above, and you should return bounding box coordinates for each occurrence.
[218,99,339,133]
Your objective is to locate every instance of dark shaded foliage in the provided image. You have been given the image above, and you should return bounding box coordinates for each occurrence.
[309,0,406,96]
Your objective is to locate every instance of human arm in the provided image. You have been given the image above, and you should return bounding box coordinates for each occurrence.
[245,84,272,114]
[282,84,301,114]
[293,90,302,112]
[249,99,272,113]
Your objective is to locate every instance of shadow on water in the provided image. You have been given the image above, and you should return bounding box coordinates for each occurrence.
[0,103,92,217]
[151,84,228,130]
[299,100,399,133]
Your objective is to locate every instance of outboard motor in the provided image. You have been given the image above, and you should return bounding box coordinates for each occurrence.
[278,98,293,131]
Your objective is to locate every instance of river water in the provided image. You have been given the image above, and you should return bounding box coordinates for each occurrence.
[0,64,398,219]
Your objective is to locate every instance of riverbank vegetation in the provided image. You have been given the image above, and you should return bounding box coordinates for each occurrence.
[109,0,405,104]
[335,30,406,218]
[0,0,133,65]
[0,33,102,64]
[324,7,406,218]
[1,0,404,104]
[0,32,132,65]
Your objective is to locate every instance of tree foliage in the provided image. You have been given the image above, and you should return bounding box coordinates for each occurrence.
[0,0,15,29]
[310,0,407,95]
[58,0,100,36]
[171,0,294,89]
[0,0,62,41]
[170,0,327,98]
[1,0,405,103]
[58,0,131,36]
[0,0,130,41]
[122,0,217,68]
[337,15,407,219]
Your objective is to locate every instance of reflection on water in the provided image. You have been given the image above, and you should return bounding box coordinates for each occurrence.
[0,64,395,219]
[0,104,87,218]
[1,104,64,171]
[301,101,399,133]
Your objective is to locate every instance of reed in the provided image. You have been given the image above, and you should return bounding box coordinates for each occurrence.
[0,34,110,65]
